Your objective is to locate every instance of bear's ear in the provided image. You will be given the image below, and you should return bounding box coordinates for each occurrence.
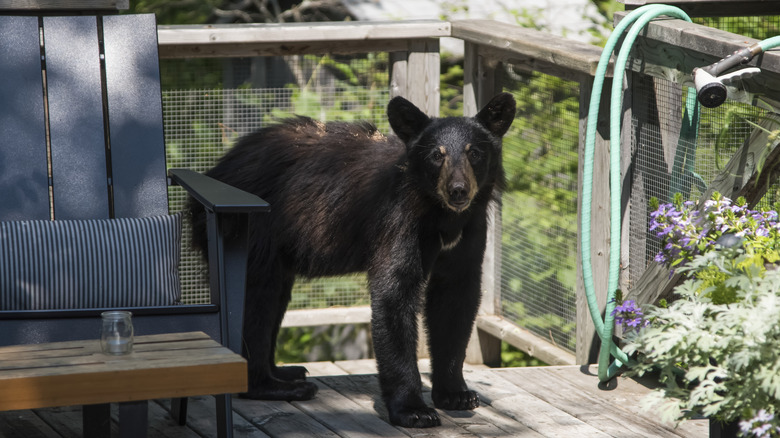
[387,96,431,144]
[475,92,516,138]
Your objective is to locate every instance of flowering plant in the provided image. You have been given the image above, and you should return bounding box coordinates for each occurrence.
[648,193,780,304]
[613,193,780,437]
[650,192,780,269]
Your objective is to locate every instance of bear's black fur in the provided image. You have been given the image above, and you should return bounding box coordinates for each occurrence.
[188,93,516,428]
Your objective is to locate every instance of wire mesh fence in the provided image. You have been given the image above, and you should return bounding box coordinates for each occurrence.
[160,52,583,353]
[498,67,580,353]
[626,15,780,292]
[627,78,770,288]
[159,15,778,356]
[162,55,388,306]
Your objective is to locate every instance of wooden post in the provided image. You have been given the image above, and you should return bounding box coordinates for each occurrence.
[463,41,502,366]
[575,77,613,365]
[391,39,441,360]
[390,39,440,117]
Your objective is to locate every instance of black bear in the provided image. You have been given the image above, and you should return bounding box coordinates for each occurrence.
[189,92,516,428]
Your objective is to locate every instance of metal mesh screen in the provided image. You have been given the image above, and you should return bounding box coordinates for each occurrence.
[162,55,388,306]
[498,67,580,353]
[627,77,773,289]
[626,16,780,291]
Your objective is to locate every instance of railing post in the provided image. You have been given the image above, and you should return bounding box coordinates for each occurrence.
[463,41,502,366]
[391,39,441,360]
[390,39,440,116]
[575,76,618,365]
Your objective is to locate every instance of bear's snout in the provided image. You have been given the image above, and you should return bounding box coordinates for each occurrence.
[448,181,470,210]
[440,161,477,213]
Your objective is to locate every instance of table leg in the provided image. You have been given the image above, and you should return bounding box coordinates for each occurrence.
[83,403,110,438]
[216,394,234,438]
[171,397,188,425]
[119,400,148,438]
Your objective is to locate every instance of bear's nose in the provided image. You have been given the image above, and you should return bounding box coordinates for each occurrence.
[449,182,468,204]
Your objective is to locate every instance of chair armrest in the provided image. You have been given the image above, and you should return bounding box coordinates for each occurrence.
[168,168,269,213]
[169,168,262,354]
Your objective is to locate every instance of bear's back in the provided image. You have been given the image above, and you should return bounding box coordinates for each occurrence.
[209,117,404,201]
[207,117,413,275]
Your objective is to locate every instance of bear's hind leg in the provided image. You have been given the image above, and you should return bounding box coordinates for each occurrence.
[268,274,310,383]
[242,262,318,401]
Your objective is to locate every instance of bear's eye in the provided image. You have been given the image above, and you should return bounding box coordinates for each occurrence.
[468,149,482,161]
[431,151,444,163]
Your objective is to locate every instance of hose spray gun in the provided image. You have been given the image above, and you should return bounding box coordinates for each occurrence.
[692,43,764,108]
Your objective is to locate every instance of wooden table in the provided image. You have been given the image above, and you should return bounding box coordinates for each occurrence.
[0,331,247,437]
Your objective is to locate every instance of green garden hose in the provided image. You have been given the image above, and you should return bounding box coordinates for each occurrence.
[581,4,694,382]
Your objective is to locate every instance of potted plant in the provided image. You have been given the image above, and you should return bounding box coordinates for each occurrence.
[614,193,780,437]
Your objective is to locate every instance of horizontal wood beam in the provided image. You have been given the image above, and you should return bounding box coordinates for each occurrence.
[476,315,576,366]
[451,20,607,80]
[157,20,450,58]
[281,306,372,328]
[280,308,576,367]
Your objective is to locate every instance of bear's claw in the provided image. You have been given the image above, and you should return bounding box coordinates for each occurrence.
[432,389,480,410]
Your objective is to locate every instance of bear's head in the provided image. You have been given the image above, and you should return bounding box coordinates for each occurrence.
[387,93,516,213]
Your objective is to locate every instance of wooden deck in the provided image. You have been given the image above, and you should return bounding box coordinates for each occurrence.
[0,360,707,437]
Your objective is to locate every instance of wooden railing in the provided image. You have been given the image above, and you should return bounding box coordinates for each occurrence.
[156,15,780,367]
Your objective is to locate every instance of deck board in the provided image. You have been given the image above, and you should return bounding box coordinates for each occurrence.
[0,362,707,437]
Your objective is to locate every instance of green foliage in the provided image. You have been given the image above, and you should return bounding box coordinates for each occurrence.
[440,62,465,117]
[694,16,780,41]
[126,0,219,25]
[289,275,369,311]
[590,0,622,21]
[503,71,579,195]
[276,324,371,364]
[501,342,547,368]
[264,54,390,127]
[160,59,224,90]
[624,248,780,428]
[498,69,580,351]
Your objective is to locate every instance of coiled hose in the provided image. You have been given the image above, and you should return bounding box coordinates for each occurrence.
[581,4,694,382]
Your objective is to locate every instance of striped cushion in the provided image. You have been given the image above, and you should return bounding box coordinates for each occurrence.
[0,214,182,310]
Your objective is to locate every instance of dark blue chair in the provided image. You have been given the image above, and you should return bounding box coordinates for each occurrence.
[0,12,267,438]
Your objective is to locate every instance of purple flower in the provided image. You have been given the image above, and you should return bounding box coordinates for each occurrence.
[740,410,776,438]
[650,195,780,268]
[611,300,649,332]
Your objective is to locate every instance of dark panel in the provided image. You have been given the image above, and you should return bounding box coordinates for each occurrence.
[0,308,221,346]
[43,16,110,219]
[102,14,168,218]
[0,16,50,220]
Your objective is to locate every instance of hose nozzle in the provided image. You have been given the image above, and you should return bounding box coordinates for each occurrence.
[693,68,728,108]
[692,66,762,108]
[693,43,763,108]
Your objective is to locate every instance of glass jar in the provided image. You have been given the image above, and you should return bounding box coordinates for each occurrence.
[100,310,134,355]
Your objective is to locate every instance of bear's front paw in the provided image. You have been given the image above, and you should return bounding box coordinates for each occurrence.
[388,405,441,428]
[432,389,479,410]
[272,365,309,382]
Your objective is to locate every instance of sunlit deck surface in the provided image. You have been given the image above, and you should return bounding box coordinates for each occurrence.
[0,360,706,437]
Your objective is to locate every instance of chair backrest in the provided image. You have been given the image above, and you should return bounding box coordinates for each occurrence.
[0,14,168,221]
